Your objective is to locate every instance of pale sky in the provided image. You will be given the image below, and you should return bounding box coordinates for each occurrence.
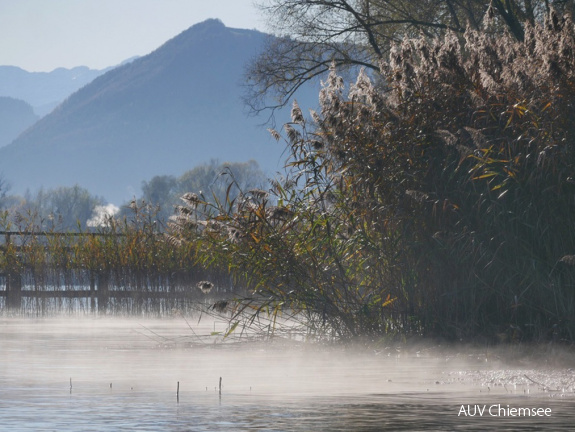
[0,0,264,72]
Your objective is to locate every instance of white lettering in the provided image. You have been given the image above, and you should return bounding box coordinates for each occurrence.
[517,408,531,416]
[458,405,487,416]
[464,404,551,417]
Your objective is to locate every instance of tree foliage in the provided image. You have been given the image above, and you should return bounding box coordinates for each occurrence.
[7,185,105,231]
[120,160,269,226]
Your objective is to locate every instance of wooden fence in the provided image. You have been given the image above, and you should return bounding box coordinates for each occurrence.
[0,230,232,314]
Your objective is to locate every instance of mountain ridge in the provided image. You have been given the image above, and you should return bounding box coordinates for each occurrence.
[0,64,113,116]
[0,19,319,204]
[0,97,39,148]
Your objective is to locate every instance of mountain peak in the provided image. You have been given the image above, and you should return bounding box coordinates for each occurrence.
[193,18,225,29]
[153,18,230,57]
[183,18,227,38]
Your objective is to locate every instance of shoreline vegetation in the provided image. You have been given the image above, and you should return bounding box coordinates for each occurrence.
[2,11,575,347]
[167,12,575,345]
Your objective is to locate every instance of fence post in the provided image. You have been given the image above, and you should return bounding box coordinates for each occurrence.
[90,272,96,313]
[6,272,22,309]
[97,271,109,314]
[5,233,22,310]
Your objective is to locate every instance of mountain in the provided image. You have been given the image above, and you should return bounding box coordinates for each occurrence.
[0,19,318,204]
[0,97,39,147]
[0,65,114,116]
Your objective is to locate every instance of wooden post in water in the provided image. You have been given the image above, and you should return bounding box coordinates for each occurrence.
[5,233,22,310]
[6,270,22,309]
[90,273,96,313]
[97,271,109,314]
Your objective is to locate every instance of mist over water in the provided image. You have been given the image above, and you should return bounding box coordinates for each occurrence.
[1,317,574,431]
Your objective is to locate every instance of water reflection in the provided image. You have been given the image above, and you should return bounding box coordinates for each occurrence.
[2,390,574,431]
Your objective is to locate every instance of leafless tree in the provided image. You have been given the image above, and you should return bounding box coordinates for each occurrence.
[246,0,575,112]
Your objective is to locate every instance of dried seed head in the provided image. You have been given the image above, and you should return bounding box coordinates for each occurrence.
[206,220,224,231]
[291,100,304,123]
[211,300,229,313]
[311,140,324,150]
[309,109,321,124]
[560,255,575,265]
[169,214,197,229]
[181,193,200,206]
[164,234,183,247]
[248,189,269,200]
[434,129,458,147]
[266,206,294,221]
[405,190,429,203]
[227,227,243,243]
[268,128,281,141]
[284,124,301,144]
[174,205,194,216]
[197,281,214,294]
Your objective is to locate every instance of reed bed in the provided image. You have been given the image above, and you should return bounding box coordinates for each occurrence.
[0,207,239,316]
[167,12,575,343]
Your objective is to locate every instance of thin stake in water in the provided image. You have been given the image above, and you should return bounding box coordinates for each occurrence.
[177,381,180,403]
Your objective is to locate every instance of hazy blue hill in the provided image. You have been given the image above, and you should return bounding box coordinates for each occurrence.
[0,19,318,204]
[0,65,113,116]
[0,97,39,148]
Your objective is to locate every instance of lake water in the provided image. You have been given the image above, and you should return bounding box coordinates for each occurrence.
[1,317,574,431]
